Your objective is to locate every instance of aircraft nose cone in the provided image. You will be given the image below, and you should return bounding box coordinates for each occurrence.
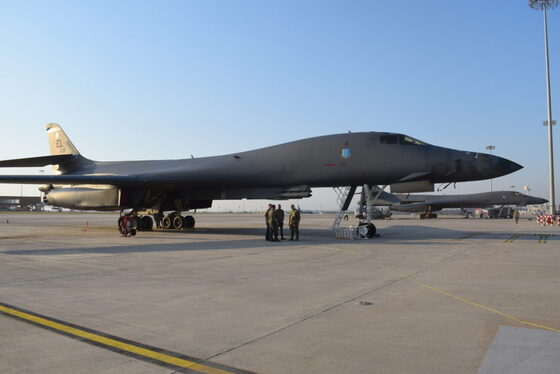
[535,197,549,205]
[507,160,523,173]
[492,156,523,177]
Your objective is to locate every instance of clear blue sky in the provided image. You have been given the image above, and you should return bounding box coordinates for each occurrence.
[0,0,558,210]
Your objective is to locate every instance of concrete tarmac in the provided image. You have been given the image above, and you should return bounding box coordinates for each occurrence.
[0,213,559,374]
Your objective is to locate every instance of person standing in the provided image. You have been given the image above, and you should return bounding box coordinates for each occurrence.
[268,204,279,241]
[275,204,285,240]
[265,204,272,241]
[289,204,300,241]
[154,211,163,229]
[514,209,520,224]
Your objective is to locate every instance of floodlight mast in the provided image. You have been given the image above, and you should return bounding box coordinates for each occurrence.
[529,0,558,214]
[486,145,496,191]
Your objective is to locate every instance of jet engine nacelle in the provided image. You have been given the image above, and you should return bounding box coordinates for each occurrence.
[38,184,54,193]
[44,186,121,210]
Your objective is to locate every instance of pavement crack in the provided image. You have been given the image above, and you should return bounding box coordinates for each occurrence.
[205,276,405,361]
[206,242,482,361]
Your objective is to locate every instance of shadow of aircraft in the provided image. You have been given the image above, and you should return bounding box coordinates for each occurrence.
[4,225,551,257]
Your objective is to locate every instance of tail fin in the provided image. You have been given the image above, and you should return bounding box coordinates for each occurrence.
[46,123,90,174]
[47,123,80,156]
[0,124,90,175]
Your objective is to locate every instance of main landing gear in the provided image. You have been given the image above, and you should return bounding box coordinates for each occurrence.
[161,213,195,230]
[117,212,196,233]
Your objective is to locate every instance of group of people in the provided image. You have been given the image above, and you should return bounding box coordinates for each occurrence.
[265,204,301,241]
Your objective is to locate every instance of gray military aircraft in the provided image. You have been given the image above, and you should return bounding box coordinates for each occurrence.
[0,124,522,231]
[374,190,547,215]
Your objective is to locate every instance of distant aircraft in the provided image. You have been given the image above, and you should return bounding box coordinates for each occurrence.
[0,124,522,231]
[373,190,547,216]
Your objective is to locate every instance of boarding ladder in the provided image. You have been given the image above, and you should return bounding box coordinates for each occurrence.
[332,186,357,228]
[333,185,388,239]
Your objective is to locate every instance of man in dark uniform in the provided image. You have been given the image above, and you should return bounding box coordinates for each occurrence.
[275,204,285,240]
[268,204,279,241]
[289,204,300,241]
[265,204,272,241]
[154,211,163,229]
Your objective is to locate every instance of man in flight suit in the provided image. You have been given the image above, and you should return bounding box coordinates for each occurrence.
[275,204,285,240]
[265,204,273,241]
[268,204,279,241]
[289,204,300,241]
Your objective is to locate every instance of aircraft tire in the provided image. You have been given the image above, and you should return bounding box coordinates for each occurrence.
[357,222,376,238]
[365,223,376,238]
[184,215,195,228]
[173,215,184,230]
[141,216,153,231]
[162,215,173,229]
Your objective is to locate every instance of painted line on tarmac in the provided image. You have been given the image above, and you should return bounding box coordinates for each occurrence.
[318,246,560,334]
[0,302,253,374]
[505,235,519,243]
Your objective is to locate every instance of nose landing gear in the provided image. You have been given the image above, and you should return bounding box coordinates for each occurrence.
[333,184,384,239]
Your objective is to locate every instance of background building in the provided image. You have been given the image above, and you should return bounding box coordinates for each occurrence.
[0,196,42,211]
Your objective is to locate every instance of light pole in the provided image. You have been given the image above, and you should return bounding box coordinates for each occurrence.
[486,145,496,191]
[529,0,558,214]
[39,169,45,211]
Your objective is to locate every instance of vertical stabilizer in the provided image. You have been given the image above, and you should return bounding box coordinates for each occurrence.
[46,123,81,174]
[46,123,80,156]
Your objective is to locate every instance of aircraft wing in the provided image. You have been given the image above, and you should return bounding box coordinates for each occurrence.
[0,174,142,187]
[372,189,402,205]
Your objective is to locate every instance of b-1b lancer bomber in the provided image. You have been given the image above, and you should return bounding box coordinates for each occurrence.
[0,124,522,233]
[373,190,547,216]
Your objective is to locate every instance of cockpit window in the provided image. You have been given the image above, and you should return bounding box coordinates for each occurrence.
[475,153,489,159]
[380,134,428,145]
[380,135,398,144]
[514,192,521,196]
[399,135,427,146]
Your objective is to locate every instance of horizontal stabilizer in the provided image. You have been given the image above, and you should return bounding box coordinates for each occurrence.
[0,174,141,187]
[0,154,75,168]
